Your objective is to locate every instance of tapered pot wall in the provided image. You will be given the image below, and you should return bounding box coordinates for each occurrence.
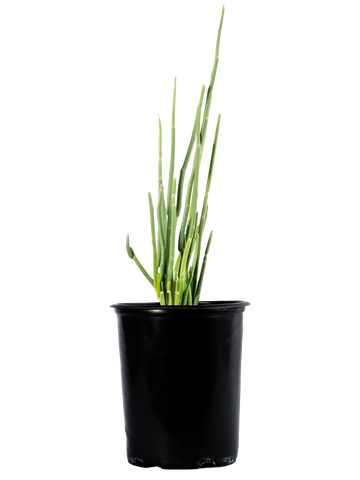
[111,301,250,469]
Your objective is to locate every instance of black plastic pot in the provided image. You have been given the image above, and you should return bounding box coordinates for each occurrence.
[111,300,250,469]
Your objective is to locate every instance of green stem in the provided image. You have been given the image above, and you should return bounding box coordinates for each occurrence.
[145,189,158,295]
[166,190,177,295]
[166,74,179,232]
[179,236,192,295]
[194,230,213,304]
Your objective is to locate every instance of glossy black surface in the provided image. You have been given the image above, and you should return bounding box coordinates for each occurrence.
[111,301,250,469]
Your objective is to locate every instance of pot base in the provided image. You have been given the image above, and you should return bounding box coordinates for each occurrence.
[125,460,239,473]
[128,456,236,469]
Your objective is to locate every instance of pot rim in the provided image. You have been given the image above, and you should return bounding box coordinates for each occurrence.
[111,300,250,314]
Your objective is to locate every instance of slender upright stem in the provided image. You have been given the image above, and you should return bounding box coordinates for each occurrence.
[167,78,176,216]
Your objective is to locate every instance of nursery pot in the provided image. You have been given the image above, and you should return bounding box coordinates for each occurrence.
[111,300,250,469]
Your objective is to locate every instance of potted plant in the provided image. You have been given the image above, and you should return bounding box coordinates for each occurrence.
[112,6,250,469]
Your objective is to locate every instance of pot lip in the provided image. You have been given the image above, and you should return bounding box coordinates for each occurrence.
[111,300,250,314]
